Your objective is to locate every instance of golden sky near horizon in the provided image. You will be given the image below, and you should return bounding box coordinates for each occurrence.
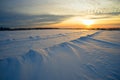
[0,0,120,28]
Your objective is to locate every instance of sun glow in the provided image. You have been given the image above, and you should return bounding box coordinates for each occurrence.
[82,20,94,26]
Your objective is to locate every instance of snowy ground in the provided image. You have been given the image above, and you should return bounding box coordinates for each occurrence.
[0,30,120,80]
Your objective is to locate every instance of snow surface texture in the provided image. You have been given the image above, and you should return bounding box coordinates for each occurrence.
[0,30,120,80]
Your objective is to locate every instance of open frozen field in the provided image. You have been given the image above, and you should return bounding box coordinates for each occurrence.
[0,30,120,80]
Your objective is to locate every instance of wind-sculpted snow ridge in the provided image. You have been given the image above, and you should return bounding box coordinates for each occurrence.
[76,32,120,47]
[0,30,120,80]
[0,49,48,80]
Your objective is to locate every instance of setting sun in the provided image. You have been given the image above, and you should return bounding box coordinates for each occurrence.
[82,20,94,26]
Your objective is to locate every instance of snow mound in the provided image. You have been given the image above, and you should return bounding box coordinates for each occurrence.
[0,49,44,80]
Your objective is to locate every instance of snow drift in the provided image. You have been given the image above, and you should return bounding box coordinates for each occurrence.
[0,30,120,80]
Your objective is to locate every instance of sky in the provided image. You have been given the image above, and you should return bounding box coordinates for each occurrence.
[0,0,120,28]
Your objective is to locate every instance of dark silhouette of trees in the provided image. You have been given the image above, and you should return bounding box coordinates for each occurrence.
[0,26,120,31]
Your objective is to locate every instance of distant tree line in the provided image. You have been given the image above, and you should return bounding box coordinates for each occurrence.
[0,27,60,31]
[0,27,120,31]
[83,28,120,30]
[0,27,10,30]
